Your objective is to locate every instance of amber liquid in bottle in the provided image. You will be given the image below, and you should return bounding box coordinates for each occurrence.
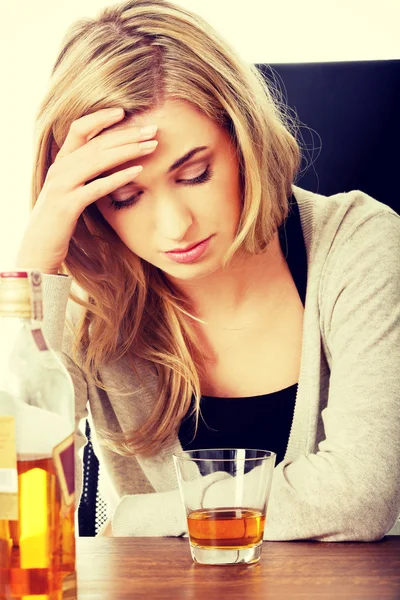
[187,507,265,549]
[0,456,76,599]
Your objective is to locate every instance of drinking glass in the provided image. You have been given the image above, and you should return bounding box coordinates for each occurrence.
[173,448,276,565]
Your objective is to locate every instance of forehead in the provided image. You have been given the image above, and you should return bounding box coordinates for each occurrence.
[110,99,222,143]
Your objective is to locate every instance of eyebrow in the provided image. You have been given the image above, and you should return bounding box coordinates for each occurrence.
[167,146,209,173]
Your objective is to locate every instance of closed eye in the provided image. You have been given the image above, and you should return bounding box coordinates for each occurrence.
[108,165,213,211]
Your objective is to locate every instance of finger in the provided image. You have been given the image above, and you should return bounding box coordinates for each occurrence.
[76,164,144,209]
[56,108,125,159]
[93,123,158,151]
[60,139,158,189]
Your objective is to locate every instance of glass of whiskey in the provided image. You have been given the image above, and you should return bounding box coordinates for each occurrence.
[173,448,276,565]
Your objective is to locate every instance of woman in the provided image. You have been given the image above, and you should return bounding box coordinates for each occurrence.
[17,0,400,540]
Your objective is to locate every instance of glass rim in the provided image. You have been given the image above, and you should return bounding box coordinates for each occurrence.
[172,448,276,462]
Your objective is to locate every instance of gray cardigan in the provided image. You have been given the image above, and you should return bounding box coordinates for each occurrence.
[42,185,400,540]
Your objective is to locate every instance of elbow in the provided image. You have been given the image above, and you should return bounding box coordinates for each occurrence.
[349,513,399,542]
[310,485,400,542]
[349,524,389,543]
[336,495,400,542]
[335,469,400,542]
[312,512,397,543]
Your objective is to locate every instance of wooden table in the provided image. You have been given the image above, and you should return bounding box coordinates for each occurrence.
[76,536,400,599]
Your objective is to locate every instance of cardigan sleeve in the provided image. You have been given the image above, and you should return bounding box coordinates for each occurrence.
[262,210,400,541]
[41,274,89,509]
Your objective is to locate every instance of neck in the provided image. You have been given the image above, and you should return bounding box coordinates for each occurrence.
[168,232,285,326]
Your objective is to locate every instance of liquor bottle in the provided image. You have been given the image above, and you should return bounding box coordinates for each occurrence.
[0,270,76,599]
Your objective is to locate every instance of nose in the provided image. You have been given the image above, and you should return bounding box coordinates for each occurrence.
[155,196,193,242]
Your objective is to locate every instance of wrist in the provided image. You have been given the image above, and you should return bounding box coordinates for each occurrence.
[15,258,60,275]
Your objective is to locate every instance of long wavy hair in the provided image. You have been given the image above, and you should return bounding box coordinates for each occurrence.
[31,0,301,456]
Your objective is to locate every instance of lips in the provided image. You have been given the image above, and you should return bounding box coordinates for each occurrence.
[164,235,213,264]
[166,236,210,254]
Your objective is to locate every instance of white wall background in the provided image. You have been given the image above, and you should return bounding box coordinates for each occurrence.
[1,0,399,269]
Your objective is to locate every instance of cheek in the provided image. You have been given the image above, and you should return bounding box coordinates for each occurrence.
[217,150,241,200]
[96,201,148,251]
[209,167,242,222]
[111,220,150,258]
[96,198,114,225]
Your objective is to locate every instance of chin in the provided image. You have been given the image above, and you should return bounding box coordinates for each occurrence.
[161,257,222,282]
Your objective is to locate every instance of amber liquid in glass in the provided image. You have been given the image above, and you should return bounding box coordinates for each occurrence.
[0,456,76,599]
[187,507,265,549]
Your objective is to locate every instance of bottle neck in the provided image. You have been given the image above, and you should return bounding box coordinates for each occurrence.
[0,314,33,325]
[0,315,34,343]
[0,271,43,321]
[0,315,46,359]
[0,311,32,324]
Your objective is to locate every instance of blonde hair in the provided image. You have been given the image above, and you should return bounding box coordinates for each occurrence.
[32,0,301,456]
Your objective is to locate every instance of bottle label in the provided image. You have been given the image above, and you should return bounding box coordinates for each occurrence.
[29,270,44,322]
[53,433,75,508]
[0,416,18,520]
[31,328,49,352]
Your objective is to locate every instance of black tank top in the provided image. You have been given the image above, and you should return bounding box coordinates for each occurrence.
[178,195,307,466]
